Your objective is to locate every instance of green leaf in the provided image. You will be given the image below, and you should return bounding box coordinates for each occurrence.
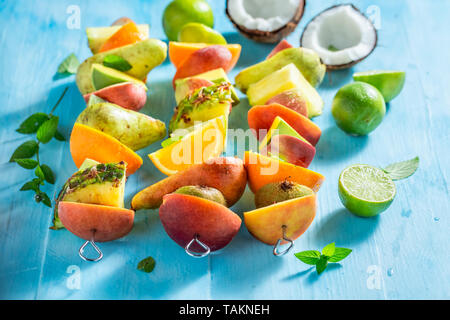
[316,255,329,275]
[57,53,80,74]
[36,116,59,144]
[294,250,321,265]
[20,179,40,192]
[50,216,64,230]
[16,113,49,134]
[137,256,156,273]
[9,140,38,162]
[383,156,419,181]
[54,130,66,141]
[328,248,352,263]
[15,158,39,169]
[103,54,132,72]
[41,164,55,184]
[35,165,45,181]
[322,242,336,257]
[40,192,52,208]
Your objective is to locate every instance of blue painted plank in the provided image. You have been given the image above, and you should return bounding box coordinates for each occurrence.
[0,0,448,300]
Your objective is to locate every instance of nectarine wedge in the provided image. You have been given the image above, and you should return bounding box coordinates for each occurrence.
[244,194,316,245]
[83,82,147,111]
[70,123,143,175]
[169,42,241,71]
[248,104,321,146]
[159,194,241,253]
[58,201,134,242]
[244,151,324,193]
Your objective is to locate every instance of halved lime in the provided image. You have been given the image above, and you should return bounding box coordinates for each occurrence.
[353,70,405,102]
[338,164,396,217]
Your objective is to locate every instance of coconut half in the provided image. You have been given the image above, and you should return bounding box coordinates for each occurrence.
[226,0,305,43]
[300,4,377,70]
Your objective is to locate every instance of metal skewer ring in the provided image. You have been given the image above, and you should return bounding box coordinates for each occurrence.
[185,234,211,258]
[273,225,294,256]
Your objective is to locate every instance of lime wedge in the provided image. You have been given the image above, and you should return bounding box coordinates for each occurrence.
[338,164,396,217]
[353,70,405,102]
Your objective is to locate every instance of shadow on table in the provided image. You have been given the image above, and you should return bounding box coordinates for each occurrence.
[313,208,380,245]
[315,126,369,162]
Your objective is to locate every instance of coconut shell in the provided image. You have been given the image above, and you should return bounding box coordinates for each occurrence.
[226,0,306,43]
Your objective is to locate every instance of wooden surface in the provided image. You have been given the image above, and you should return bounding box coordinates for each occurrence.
[0,0,449,300]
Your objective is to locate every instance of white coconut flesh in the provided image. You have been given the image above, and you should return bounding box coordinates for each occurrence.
[301,5,376,66]
[228,0,301,32]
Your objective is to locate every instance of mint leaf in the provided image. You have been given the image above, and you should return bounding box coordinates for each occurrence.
[322,242,336,257]
[103,54,132,72]
[383,156,419,180]
[37,116,59,144]
[316,256,329,275]
[57,53,80,74]
[54,130,66,141]
[35,165,45,181]
[137,256,156,273]
[39,192,52,207]
[41,164,55,184]
[328,247,352,263]
[294,250,321,265]
[10,140,38,162]
[16,113,49,134]
[20,179,40,192]
[15,158,39,169]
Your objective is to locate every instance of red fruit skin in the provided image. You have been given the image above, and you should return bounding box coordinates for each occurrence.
[248,104,321,146]
[261,134,316,168]
[83,82,147,111]
[58,202,135,242]
[267,40,293,59]
[266,90,308,117]
[172,45,232,88]
[159,193,241,253]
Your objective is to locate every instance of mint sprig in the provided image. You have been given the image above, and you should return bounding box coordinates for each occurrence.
[294,242,352,275]
[137,256,156,273]
[383,156,419,180]
[11,87,68,208]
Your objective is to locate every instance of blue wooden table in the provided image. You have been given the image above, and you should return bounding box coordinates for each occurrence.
[0,0,449,300]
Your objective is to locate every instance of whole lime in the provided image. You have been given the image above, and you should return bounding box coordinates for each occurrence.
[163,0,214,41]
[332,82,386,135]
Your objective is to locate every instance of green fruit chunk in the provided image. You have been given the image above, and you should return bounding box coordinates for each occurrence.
[53,162,127,229]
[76,102,166,151]
[163,0,214,41]
[178,22,226,44]
[174,185,227,206]
[176,68,240,106]
[235,47,326,93]
[86,24,149,54]
[332,82,386,135]
[338,164,396,217]
[255,181,314,208]
[353,70,406,102]
[76,39,167,94]
[91,64,147,91]
[169,81,233,132]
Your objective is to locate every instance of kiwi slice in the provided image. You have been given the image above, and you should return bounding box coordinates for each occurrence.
[255,180,314,208]
[174,185,227,207]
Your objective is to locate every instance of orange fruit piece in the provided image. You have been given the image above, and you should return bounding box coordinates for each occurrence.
[169,42,241,72]
[70,123,143,175]
[99,21,146,53]
[244,151,325,193]
[149,116,226,176]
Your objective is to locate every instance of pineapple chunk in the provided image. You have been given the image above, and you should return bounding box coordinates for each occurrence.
[246,63,324,117]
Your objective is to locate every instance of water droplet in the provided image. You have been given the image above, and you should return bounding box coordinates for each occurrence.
[387,268,394,277]
[434,217,440,222]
